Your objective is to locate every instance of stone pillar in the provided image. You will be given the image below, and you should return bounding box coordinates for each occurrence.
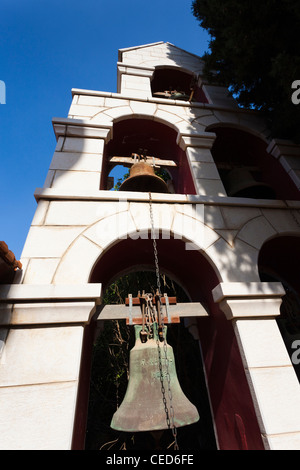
[267,139,300,191]
[212,282,300,450]
[117,63,154,99]
[179,132,227,197]
[44,119,112,191]
[0,284,101,450]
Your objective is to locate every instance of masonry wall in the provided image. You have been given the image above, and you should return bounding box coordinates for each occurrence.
[1,42,300,450]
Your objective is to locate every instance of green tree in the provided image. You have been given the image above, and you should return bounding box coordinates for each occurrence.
[192,0,300,141]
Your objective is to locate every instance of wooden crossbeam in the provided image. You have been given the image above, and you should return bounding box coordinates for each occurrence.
[125,296,177,306]
[109,156,177,168]
[96,302,209,324]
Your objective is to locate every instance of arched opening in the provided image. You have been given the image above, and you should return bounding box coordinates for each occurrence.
[151,67,208,104]
[258,235,300,381]
[72,235,265,450]
[86,237,218,450]
[209,126,300,200]
[101,118,196,195]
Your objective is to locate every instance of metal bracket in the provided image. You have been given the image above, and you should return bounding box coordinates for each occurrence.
[128,293,133,325]
[164,293,171,324]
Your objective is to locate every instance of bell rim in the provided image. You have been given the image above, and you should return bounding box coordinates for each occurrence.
[228,181,276,198]
[119,173,169,193]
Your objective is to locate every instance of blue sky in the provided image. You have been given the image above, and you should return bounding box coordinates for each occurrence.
[0,0,210,259]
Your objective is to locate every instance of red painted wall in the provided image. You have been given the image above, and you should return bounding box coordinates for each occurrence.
[197,301,264,450]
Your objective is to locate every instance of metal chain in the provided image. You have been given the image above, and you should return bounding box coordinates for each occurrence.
[149,192,161,296]
[149,192,179,450]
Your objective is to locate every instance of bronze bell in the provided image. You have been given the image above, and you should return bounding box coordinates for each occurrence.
[110,324,199,432]
[119,161,169,193]
[225,168,276,200]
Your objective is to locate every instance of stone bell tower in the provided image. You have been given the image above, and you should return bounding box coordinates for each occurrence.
[1,42,300,450]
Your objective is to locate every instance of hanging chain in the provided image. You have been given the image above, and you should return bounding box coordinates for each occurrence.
[149,192,179,450]
[149,192,161,296]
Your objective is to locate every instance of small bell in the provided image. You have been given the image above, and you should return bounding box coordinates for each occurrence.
[225,168,276,199]
[110,324,199,432]
[119,161,169,194]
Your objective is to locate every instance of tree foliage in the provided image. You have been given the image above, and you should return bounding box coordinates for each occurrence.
[192,0,300,141]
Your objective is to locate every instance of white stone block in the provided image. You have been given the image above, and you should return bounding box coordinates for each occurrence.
[234,319,292,368]
[31,200,49,225]
[51,170,100,190]
[102,105,133,120]
[195,178,226,197]
[77,95,106,107]
[129,100,157,115]
[282,155,300,170]
[177,120,212,137]
[187,147,215,163]
[220,206,262,230]
[0,283,101,303]
[45,201,99,226]
[50,151,103,172]
[212,282,285,302]
[154,109,183,126]
[104,97,130,108]
[0,305,12,326]
[0,326,84,386]
[194,112,219,128]
[43,170,55,188]
[68,104,103,118]
[0,382,77,450]
[53,236,102,285]
[130,202,175,239]
[289,169,300,189]
[265,432,300,450]
[236,215,277,250]
[122,75,151,91]
[171,211,215,250]
[22,258,60,284]
[62,137,103,154]
[204,206,226,230]
[10,301,97,326]
[247,366,300,435]
[55,136,64,152]
[84,211,137,249]
[262,208,300,233]
[206,238,259,283]
[191,162,221,180]
[174,203,204,223]
[45,200,122,227]
[120,76,152,98]
[21,226,83,258]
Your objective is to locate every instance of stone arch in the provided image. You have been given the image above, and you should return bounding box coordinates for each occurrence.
[206,124,300,200]
[150,65,208,104]
[206,120,270,143]
[100,116,197,195]
[258,234,300,292]
[236,213,300,253]
[81,211,265,451]
[52,207,223,287]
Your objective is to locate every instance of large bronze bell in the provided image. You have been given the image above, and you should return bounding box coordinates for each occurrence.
[119,161,169,193]
[110,324,199,432]
[225,168,276,200]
